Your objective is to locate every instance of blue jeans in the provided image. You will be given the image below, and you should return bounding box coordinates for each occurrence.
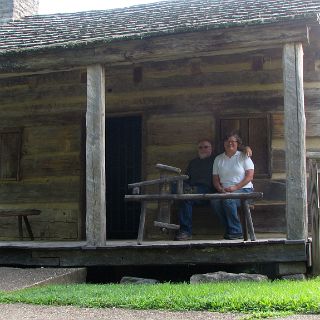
[178,184,212,236]
[210,188,253,236]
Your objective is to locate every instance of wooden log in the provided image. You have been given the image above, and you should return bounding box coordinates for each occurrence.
[153,221,179,230]
[0,178,80,203]
[283,43,308,240]
[128,175,189,188]
[107,69,283,93]
[155,163,181,174]
[307,152,320,159]
[125,192,263,201]
[86,64,106,246]
[0,209,40,217]
[0,112,84,128]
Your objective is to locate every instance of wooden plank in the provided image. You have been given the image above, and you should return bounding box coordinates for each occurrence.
[128,175,188,188]
[21,242,310,266]
[283,43,308,240]
[86,64,106,246]
[0,240,306,267]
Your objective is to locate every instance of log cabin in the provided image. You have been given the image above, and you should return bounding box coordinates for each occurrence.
[0,0,319,275]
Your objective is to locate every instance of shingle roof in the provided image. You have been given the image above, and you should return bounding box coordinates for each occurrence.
[0,0,319,54]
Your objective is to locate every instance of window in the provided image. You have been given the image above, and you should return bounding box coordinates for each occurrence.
[0,128,22,180]
[217,115,270,178]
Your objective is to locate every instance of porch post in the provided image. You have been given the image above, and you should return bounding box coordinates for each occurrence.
[86,64,106,246]
[283,43,308,240]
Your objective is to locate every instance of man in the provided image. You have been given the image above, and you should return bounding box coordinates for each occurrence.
[175,139,217,241]
[175,139,251,241]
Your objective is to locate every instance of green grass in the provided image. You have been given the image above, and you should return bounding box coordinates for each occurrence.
[1,278,320,319]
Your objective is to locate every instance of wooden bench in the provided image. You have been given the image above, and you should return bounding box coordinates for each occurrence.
[0,209,41,240]
[126,193,263,243]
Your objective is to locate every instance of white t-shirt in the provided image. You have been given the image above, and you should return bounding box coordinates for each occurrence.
[212,151,254,189]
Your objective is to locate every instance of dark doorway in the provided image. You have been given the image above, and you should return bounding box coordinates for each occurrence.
[106,116,142,239]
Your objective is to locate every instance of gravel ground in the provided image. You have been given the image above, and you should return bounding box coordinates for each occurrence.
[0,267,85,291]
[0,304,242,320]
[0,304,319,320]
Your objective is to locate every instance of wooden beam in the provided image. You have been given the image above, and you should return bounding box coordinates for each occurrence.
[283,43,308,240]
[0,240,307,267]
[86,64,106,246]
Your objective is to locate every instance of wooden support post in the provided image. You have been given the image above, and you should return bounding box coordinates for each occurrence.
[283,43,308,240]
[86,64,106,246]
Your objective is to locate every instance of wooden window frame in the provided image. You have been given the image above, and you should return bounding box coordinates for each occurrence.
[0,128,22,181]
[216,114,271,179]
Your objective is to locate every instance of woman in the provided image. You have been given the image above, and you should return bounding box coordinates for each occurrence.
[211,133,254,240]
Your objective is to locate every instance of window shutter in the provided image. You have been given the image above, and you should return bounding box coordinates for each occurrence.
[0,130,22,180]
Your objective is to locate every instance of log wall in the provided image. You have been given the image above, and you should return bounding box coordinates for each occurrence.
[0,70,86,240]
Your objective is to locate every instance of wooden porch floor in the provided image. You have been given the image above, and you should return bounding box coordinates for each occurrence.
[0,237,309,269]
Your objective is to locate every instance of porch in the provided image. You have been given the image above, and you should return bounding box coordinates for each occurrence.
[0,238,308,278]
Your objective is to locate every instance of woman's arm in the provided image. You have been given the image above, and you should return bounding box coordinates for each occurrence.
[213,175,225,193]
[224,169,254,192]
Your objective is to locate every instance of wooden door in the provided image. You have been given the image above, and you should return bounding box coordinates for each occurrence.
[218,115,270,178]
[106,116,141,239]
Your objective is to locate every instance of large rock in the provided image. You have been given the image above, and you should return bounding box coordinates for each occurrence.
[281,273,306,280]
[120,276,159,284]
[190,271,268,283]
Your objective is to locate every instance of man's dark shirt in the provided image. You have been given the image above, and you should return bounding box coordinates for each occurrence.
[185,154,217,191]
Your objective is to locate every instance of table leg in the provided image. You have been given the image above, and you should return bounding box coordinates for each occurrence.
[242,200,256,241]
[23,216,34,240]
[240,201,248,241]
[18,216,23,240]
[137,202,146,245]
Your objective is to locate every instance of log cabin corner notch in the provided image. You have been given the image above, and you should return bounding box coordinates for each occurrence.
[0,1,318,263]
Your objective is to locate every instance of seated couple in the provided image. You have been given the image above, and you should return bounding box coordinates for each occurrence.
[175,133,254,241]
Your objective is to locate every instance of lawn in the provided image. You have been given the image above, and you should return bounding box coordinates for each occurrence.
[0,278,320,319]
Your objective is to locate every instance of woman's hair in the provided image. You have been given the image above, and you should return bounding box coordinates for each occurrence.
[223,132,243,148]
